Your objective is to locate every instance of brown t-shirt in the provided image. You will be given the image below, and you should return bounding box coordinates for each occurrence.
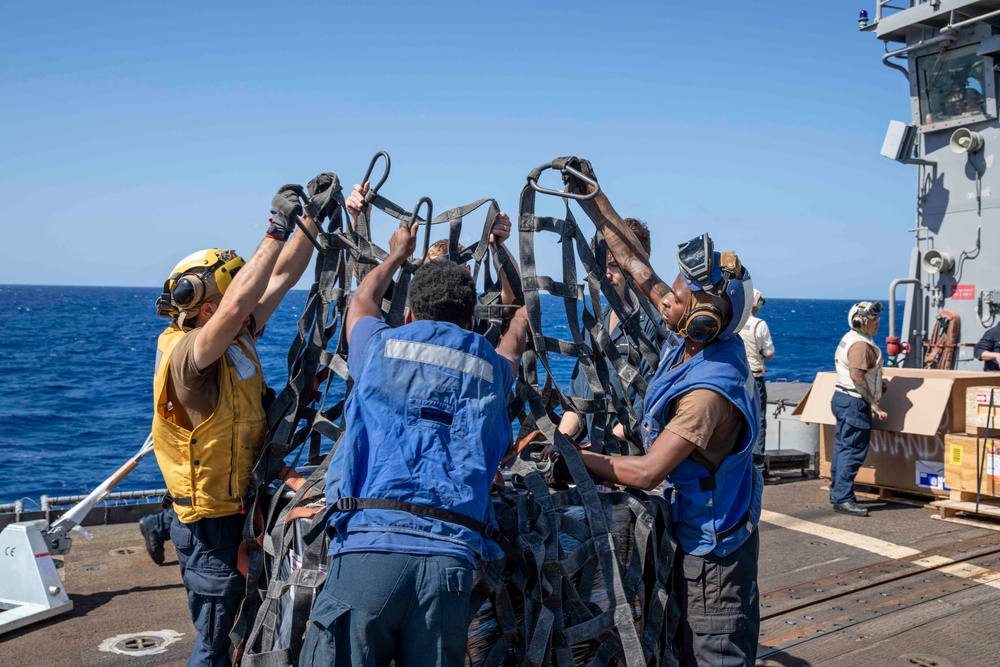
[847,341,879,371]
[165,328,221,431]
[664,388,744,472]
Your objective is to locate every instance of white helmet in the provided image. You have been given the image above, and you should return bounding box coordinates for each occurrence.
[848,300,884,330]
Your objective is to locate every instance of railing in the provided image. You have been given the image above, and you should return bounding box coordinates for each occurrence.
[0,488,166,514]
[877,0,932,22]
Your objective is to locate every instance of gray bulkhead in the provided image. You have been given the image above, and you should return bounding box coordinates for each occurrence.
[874,1,1000,369]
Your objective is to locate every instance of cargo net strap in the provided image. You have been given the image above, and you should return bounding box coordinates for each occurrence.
[461,166,679,667]
[472,456,680,667]
[514,162,667,456]
[232,154,522,665]
[233,154,680,667]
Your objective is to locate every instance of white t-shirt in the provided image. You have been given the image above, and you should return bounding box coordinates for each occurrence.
[753,318,775,358]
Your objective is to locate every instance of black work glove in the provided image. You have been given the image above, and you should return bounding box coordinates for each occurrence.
[267,184,305,241]
[553,156,597,197]
[307,172,342,221]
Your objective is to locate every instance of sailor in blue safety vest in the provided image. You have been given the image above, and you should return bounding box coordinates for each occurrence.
[830,301,888,517]
[300,187,530,667]
[556,158,762,667]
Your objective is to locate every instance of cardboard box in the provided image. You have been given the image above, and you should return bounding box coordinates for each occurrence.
[796,369,1000,495]
[944,433,1000,498]
[965,386,1000,435]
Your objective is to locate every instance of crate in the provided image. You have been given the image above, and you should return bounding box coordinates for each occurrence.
[965,386,1000,435]
[943,433,1000,499]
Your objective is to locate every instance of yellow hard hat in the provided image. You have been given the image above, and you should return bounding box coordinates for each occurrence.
[156,248,244,319]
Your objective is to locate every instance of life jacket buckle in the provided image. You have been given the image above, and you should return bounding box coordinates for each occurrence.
[335,497,358,512]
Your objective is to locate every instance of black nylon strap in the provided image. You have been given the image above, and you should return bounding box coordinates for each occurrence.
[332,496,496,538]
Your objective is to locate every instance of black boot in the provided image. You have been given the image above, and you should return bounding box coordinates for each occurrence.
[139,515,165,565]
[833,501,869,517]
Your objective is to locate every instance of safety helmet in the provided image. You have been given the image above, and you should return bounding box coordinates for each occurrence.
[155,248,244,319]
[752,289,765,313]
[676,233,754,343]
[849,300,883,331]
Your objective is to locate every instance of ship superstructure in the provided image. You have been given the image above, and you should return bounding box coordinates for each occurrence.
[869,1,1000,368]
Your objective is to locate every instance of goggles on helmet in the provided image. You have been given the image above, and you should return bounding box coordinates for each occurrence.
[677,233,723,291]
[674,232,755,343]
[855,301,883,319]
[848,300,883,330]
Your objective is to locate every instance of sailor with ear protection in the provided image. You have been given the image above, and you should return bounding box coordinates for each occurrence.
[149,179,330,667]
[552,156,762,667]
[830,301,888,518]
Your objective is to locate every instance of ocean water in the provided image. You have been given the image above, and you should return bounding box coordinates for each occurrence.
[0,284,899,504]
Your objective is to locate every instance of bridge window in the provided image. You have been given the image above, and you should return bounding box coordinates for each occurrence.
[917,44,987,125]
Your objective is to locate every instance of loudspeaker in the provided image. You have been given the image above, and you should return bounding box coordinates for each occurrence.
[950,128,984,154]
[922,249,955,275]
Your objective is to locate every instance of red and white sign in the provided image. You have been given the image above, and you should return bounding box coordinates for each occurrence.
[977,391,1000,404]
[950,284,976,300]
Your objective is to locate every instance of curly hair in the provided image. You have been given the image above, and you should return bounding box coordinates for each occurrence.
[426,239,465,261]
[407,259,477,327]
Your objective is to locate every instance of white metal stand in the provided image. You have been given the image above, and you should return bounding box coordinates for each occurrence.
[0,520,73,635]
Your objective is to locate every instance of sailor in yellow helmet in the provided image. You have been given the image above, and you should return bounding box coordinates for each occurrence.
[148,180,327,667]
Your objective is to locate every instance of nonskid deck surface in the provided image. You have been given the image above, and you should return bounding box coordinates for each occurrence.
[3,480,999,666]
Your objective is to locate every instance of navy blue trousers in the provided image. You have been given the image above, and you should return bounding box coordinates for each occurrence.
[301,551,475,667]
[674,529,760,667]
[830,392,872,504]
[752,377,767,475]
[170,513,245,667]
[145,507,176,542]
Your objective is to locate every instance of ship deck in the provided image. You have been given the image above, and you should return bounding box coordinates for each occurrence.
[4,478,1000,666]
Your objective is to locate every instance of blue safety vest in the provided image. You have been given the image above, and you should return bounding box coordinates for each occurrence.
[641,337,762,557]
[325,319,512,560]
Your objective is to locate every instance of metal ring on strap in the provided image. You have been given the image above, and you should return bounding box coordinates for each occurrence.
[526,161,601,201]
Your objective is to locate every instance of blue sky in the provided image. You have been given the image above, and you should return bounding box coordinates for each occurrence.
[1,1,914,298]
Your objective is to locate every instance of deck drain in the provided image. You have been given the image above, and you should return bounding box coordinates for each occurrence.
[99,630,183,656]
[119,637,161,651]
[899,655,955,667]
[109,547,138,556]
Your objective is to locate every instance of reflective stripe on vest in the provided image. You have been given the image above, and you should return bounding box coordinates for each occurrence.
[834,330,883,402]
[641,337,762,557]
[152,324,267,523]
[325,319,512,560]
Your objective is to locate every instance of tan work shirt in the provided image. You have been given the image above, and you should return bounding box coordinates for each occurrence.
[664,388,743,473]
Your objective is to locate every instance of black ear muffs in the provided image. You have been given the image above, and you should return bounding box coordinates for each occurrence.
[171,274,207,309]
[679,291,733,344]
[684,309,722,343]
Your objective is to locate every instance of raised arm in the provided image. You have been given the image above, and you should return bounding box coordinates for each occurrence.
[193,185,303,370]
[252,211,318,329]
[561,158,673,312]
[345,219,417,345]
[496,306,529,378]
[253,173,338,329]
[489,212,521,306]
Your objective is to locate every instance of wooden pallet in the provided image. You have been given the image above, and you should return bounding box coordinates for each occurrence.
[853,483,943,506]
[932,494,1000,521]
